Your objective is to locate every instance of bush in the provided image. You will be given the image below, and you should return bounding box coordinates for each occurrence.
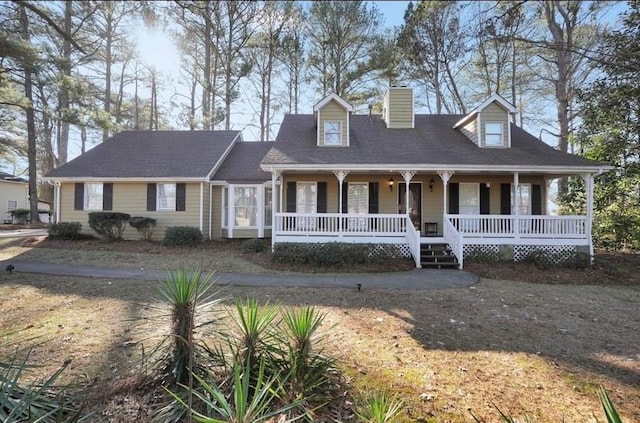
[163,226,202,247]
[242,238,266,253]
[8,208,30,224]
[88,212,130,241]
[272,242,402,267]
[48,222,82,240]
[128,216,157,241]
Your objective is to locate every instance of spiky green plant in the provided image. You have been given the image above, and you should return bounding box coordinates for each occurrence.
[167,358,299,423]
[598,387,623,423]
[0,348,83,422]
[152,268,224,386]
[232,298,279,367]
[355,390,404,423]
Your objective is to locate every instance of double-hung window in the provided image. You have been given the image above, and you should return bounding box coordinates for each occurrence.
[324,121,341,145]
[264,187,273,227]
[157,183,176,210]
[485,122,503,147]
[234,186,257,227]
[347,182,369,231]
[296,182,316,229]
[511,184,531,215]
[85,183,103,210]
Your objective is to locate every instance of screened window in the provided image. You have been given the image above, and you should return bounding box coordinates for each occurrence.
[234,187,257,227]
[324,121,341,145]
[459,183,479,215]
[511,184,531,215]
[85,183,103,210]
[485,122,503,146]
[264,187,272,226]
[157,183,176,210]
[348,183,368,214]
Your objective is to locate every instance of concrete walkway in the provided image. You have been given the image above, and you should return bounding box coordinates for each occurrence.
[1,259,477,290]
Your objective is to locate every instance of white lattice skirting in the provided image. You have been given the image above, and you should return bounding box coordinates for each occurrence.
[368,243,412,258]
[463,244,580,264]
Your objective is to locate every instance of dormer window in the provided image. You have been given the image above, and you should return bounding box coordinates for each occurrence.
[324,121,342,145]
[485,122,503,147]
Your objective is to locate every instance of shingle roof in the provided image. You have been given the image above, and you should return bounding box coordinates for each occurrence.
[45,131,240,179]
[262,114,604,169]
[0,172,27,182]
[211,141,272,182]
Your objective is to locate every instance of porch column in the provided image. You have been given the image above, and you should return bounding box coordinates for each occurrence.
[401,171,416,216]
[513,172,520,241]
[334,170,349,236]
[583,173,595,260]
[271,170,280,249]
[227,185,234,239]
[438,171,454,217]
[55,182,61,223]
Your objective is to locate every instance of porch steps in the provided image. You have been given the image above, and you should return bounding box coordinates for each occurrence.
[420,243,459,269]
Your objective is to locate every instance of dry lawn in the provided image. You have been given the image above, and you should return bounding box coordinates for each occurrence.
[0,237,639,422]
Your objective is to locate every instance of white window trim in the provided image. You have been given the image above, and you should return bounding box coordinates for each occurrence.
[157,183,176,211]
[232,185,260,229]
[84,182,103,211]
[347,182,369,215]
[485,121,504,147]
[221,187,228,229]
[264,186,273,229]
[324,120,342,145]
[7,200,17,211]
[296,181,317,213]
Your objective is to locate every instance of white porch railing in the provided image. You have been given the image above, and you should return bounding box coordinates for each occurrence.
[405,217,421,268]
[444,214,589,244]
[443,216,464,269]
[274,213,408,241]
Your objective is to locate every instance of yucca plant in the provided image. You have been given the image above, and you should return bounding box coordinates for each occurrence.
[232,298,279,368]
[355,390,404,423]
[168,358,299,423]
[279,306,336,419]
[150,268,225,387]
[598,387,623,423]
[0,348,83,422]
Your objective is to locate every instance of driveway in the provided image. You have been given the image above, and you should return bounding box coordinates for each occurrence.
[0,228,48,238]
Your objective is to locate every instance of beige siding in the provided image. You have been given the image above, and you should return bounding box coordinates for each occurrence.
[59,182,204,241]
[0,181,28,220]
[461,118,478,145]
[318,100,348,146]
[211,186,223,239]
[386,88,413,128]
[480,102,509,147]
[201,182,211,239]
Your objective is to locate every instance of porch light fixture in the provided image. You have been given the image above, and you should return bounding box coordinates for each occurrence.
[388,177,394,192]
[429,177,435,192]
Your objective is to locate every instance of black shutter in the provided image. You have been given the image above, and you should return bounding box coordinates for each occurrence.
[479,183,490,214]
[147,183,156,211]
[103,183,113,211]
[317,182,327,213]
[74,183,84,211]
[368,182,379,213]
[341,182,348,213]
[532,184,542,215]
[286,182,296,212]
[500,183,511,215]
[176,183,186,211]
[448,183,459,214]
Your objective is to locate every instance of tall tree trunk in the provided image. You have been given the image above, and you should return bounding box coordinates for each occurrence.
[57,0,71,165]
[202,10,211,130]
[19,5,39,223]
[103,13,112,141]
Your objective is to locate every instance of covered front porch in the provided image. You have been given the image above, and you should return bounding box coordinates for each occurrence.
[269,169,597,269]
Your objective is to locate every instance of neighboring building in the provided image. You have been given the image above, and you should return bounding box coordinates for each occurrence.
[45,88,611,268]
[0,172,28,223]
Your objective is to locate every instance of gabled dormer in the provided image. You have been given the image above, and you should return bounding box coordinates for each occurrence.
[453,93,517,148]
[313,93,353,147]
[382,86,414,129]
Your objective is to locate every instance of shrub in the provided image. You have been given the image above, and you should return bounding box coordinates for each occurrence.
[48,222,82,240]
[164,226,202,247]
[128,216,157,241]
[88,212,130,241]
[272,242,401,267]
[242,237,266,253]
[8,208,30,224]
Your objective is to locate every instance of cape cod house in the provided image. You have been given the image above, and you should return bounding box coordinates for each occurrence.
[44,87,610,269]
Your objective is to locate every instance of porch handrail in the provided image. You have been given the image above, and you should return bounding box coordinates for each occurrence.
[405,215,421,268]
[274,212,407,235]
[445,214,587,239]
[443,215,463,269]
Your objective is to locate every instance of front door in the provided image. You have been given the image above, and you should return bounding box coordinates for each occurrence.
[398,183,422,232]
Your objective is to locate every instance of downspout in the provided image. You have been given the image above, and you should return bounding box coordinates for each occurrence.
[55,182,61,223]
[199,182,204,234]
[208,184,213,240]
